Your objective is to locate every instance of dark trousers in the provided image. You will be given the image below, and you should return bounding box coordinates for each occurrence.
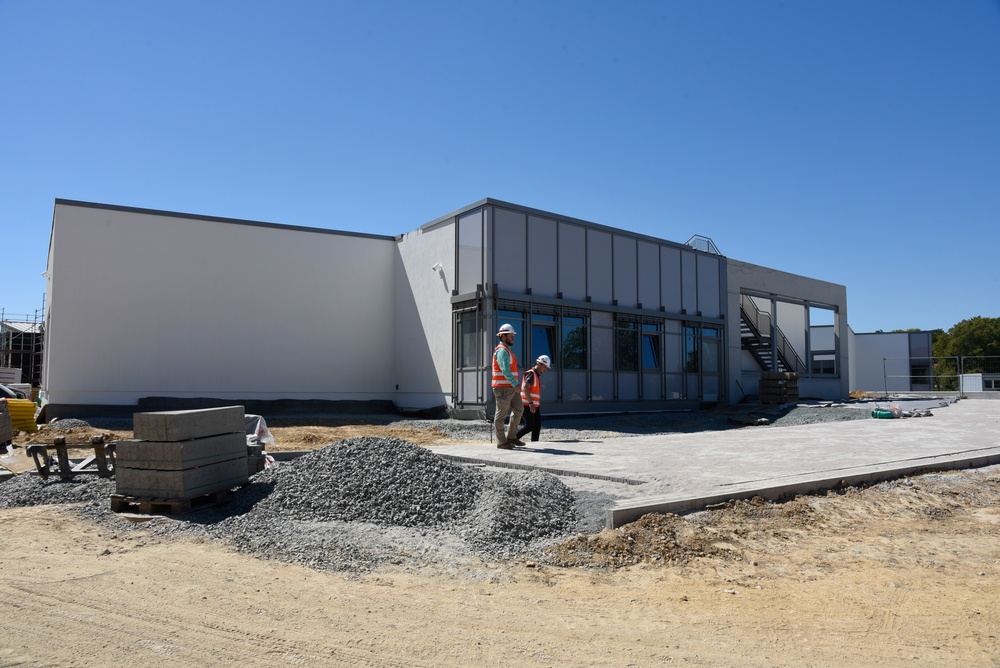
[517,407,542,442]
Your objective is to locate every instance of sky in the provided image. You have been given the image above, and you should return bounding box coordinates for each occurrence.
[1,0,998,333]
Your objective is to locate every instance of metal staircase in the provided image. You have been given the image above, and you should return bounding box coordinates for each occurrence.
[740,294,803,374]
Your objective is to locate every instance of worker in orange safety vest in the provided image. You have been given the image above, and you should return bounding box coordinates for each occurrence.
[516,354,551,443]
[492,323,525,449]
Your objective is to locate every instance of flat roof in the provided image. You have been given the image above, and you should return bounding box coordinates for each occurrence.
[54,199,397,242]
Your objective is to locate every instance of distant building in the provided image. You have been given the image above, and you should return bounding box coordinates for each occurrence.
[42,198,852,417]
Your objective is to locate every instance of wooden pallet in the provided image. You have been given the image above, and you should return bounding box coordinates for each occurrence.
[110,489,231,515]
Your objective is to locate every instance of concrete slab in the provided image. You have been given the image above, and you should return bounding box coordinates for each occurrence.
[427,398,1000,529]
[116,456,249,498]
[116,433,248,470]
[133,406,245,442]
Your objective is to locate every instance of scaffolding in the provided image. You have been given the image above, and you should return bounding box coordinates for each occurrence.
[1,308,44,388]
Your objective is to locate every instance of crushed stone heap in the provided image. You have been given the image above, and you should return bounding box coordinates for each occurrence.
[245,436,482,527]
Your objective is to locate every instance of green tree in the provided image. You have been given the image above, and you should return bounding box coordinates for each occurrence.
[932,317,1000,358]
[932,317,1000,382]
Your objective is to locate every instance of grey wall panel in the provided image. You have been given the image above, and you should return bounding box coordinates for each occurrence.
[681,250,697,314]
[592,372,613,401]
[558,223,586,300]
[457,209,483,295]
[661,246,682,313]
[562,370,587,401]
[618,373,638,401]
[702,375,720,402]
[493,207,527,293]
[587,230,613,303]
[637,241,659,309]
[459,370,482,404]
[909,331,932,358]
[591,311,613,371]
[665,374,684,399]
[643,374,661,401]
[613,235,638,308]
[541,375,558,403]
[527,215,558,297]
[696,254,721,318]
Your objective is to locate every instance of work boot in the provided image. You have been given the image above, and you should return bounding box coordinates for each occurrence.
[509,437,527,447]
[496,442,514,450]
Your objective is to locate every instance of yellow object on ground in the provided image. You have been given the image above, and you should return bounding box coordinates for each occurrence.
[3,398,38,433]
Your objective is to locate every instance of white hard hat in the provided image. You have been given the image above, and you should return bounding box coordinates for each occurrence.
[536,355,552,368]
[497,323,516,336]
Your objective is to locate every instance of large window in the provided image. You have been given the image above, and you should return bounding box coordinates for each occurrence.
[617,318,662,372]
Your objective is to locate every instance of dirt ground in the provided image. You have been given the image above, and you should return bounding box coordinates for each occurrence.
[3,422,1000,667]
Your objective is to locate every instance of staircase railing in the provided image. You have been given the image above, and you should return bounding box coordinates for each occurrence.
[740,295,804,374]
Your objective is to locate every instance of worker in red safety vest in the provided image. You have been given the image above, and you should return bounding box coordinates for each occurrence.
[516,355,551,443]
[492,323,525,449]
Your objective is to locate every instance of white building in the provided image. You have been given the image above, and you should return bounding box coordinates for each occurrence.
[42,198,854,418]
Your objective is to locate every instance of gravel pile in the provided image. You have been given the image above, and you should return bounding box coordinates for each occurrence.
[246,437,480,526]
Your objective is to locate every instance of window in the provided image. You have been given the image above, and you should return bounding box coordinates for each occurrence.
[641,323,661,370]
[457,311,479,369]
[684,326,698,373]
[562,317,587,369]
[616,321,638,371]
[701,327,720,374]
[531,314,558,368]
[811,352,836,375]
[498,309,526,368]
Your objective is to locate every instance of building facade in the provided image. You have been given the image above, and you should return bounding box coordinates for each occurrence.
[42,198,851,418]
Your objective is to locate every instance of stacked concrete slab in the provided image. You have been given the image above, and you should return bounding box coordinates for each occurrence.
[115,406,249,499]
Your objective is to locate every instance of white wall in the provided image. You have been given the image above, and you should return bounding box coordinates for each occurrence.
[44,202,397,407]
[393,219,458,410]
[850,331,910,393]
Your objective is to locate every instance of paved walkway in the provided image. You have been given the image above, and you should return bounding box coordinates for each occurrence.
[428,398,1000,528]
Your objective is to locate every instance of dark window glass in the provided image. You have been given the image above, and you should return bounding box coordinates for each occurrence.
[684,326,698,373]
[458,314,478,368]
[562,317,588,369]
[616,321,638,372]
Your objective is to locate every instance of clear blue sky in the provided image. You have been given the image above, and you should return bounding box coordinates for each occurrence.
[2,1,998,333]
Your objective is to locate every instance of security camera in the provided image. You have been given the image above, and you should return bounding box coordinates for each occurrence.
[431,262,443,272]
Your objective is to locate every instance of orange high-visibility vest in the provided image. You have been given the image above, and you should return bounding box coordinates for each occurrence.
[521,368,541,407]
[492,343,518,388]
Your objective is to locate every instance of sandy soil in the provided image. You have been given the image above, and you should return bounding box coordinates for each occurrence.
[3,423,1000,667]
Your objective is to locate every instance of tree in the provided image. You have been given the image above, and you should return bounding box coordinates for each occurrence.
[932,316,1000,358]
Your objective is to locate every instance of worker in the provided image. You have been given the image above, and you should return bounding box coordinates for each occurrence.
[516,355,551,443]
[492,323,525,449]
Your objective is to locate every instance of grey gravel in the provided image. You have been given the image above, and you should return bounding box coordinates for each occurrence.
[0,403,884,575]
